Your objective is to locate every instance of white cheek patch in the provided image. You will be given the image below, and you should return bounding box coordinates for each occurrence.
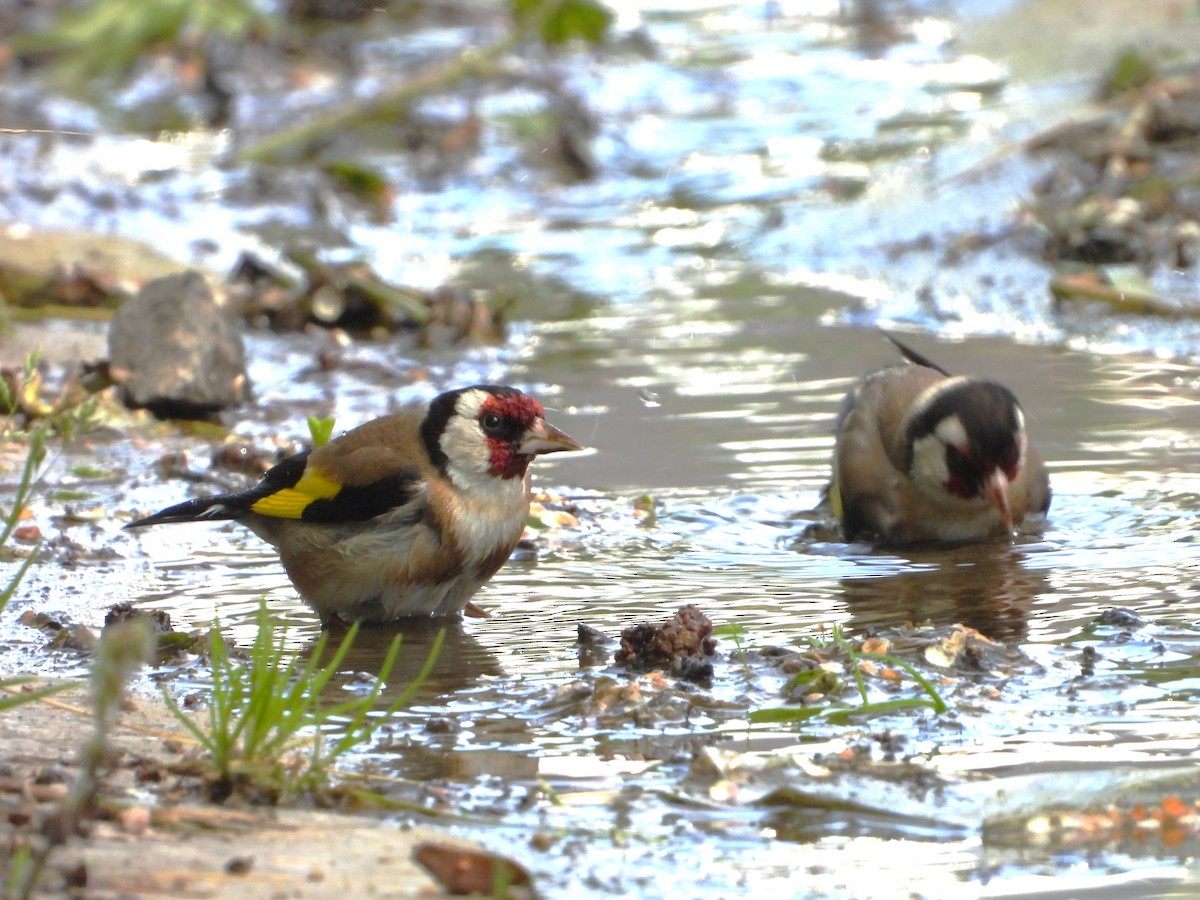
[1014,407,1027,472]
[440,394,494,492]
[909,432,950,496]
[454,389,488,420]
[934,415,967,450]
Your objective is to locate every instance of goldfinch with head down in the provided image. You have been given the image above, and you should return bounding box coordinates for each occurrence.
[831,336,1050,545]
[127,385,582,624]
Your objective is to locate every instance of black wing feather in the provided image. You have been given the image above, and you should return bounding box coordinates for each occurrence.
[127,450,424,528]
[125,452,312,529]
[125,492,246,528]
[298,470,423,523]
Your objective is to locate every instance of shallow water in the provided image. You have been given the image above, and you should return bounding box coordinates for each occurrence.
[4,1,1200,897]
[8,316,1200,897]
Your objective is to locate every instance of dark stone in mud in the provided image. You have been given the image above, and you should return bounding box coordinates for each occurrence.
[1079,644,1099,677]
[224,856,254,875]
[288,0,376,21]
[108,271,251,418]
[1097,607,1145,629]
[62,862,88,889]
[576,623,606,645]
[104,601,173,635]
[577,623,611,668]
[615,604,717,682]
[423,716,460,735]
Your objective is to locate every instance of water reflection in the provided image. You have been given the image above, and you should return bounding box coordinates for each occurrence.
[305,617,504,701]
[837,544,1047,642]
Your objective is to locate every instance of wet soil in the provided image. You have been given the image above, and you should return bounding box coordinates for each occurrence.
[1,689,481,897]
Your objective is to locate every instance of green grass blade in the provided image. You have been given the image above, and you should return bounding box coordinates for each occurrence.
[854,653,949,713]
[0,678,77,712]
[160,685,217,754]
[825,697,942,724]
[0,548,40,610]
[747,706,826,724]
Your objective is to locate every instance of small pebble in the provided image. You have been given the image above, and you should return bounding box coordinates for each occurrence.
[225,856,254,875]
[120,806,151,835]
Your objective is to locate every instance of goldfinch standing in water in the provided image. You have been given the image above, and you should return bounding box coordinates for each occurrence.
[127,385,582,624]
[831,336,1050,545]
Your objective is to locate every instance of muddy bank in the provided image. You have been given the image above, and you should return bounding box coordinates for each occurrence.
[0,687,488,897]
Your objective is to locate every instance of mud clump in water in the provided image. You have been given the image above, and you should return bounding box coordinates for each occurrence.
[615,605,717,682]
[104,601,173,635]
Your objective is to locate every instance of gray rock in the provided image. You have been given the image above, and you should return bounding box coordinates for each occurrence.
[109,271,251,418]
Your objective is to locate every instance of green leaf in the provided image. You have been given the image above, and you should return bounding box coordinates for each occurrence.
[711,623,748,638]
[70,464,112,479]
[48,489,95,502]
[1102,264,1155,297]
[307,416,336,447]
[785,667,843,696]
[510,0,612,46]
[323,161,391,205]
[632,493,657,527]
[1102,47,1156,98]
[21,0,272,83]
[825,697,942,725]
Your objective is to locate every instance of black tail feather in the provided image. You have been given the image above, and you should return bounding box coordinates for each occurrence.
[883,332,952,377]
[125,494,244,529]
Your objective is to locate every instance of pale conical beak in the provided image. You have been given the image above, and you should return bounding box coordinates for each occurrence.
[985,469,1014,534]
[519,418,584,456]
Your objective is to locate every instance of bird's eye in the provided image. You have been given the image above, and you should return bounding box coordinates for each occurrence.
[481,413,503,434]
[944,444,975,478]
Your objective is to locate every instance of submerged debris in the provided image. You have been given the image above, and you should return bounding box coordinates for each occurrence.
[17,610,98,654]
[1096,606,1146,629]
[615,604,717,682]
[752,622,1034,725]
[538,671,742,730]
[986,795,1200,853]
[20,604,205,662]
[228,250,507,345]
[576,623,610,668]
[414,842,533,897]
[1025,63,1200,310]
[917,623,1023,672]
[104,601,173,635]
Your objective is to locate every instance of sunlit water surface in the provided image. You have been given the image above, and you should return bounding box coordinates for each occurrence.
[8,315,1200,898]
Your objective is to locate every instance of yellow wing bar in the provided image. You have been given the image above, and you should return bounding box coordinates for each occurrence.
[251,467,340,519]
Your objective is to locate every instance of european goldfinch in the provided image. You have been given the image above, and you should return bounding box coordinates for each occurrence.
[830,336,1050,544]
[126,385,583,624]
